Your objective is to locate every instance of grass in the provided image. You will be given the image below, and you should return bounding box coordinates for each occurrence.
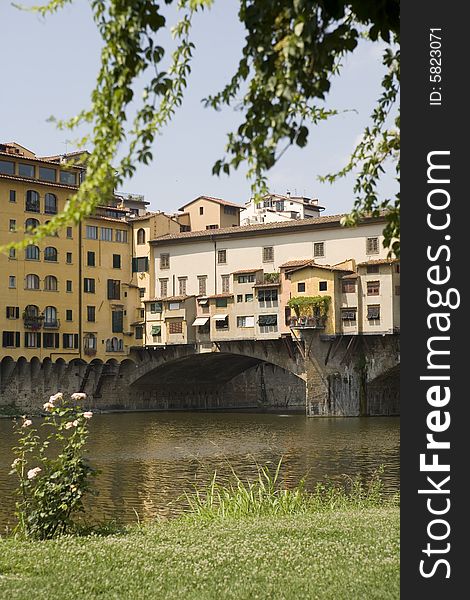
[0,507,399,600]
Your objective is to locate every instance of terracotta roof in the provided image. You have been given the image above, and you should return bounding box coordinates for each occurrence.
[150,213,386,245]
[144,295,194,303]
[231,268,263,274]
[127,212,158,221]
[0,172,78,190]
[0,150,85,169]
[279,259,313,269]
[288,262,352,274]
[342,273,359,279]
[207,293,234,299]
[357,258,399,266]
[179,195,243,211]
[86,215,129,224]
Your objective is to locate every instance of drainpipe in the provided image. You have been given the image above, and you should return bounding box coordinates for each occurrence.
[213,236,217,294]
[78,220,83,360]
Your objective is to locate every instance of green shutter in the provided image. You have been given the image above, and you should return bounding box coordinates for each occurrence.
[151,325,161,335]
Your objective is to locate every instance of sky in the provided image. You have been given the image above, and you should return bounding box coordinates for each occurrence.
[0,1,398,215]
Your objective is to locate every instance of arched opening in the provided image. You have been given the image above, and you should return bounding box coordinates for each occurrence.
[25,244,40,261]
[25,190,40,212]
[44,275,58,291]
[44,246,58,262]
[25,274,40,290]
[44,193,58,215]
[25,218,39,234]
[137,228,146,245]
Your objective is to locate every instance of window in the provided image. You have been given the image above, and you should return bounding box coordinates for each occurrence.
[215,298,228,308]
[263,247,274,262]
[366,264,380,274]
[113,254,122,269]
[115,229,128,243]
[237,294,243,303]
[86,225,98,240]
[342,279,356,293]
[150,302,162,313]
[237,316,255,328]
[2,331,20,348]
[137,228,146,244]
[44,247,58,262]
[25,274,40,290]
[198,276,207,296]
[112,311,124,333]
[66,227,73,239]
[367,281,380,296]
[87,251,95,267]
[217,250,227,264]
[38,166,56,182]
[0,160,14,174]
[9,275,16,288]
[258,314,278,333]
[25,245,40,260]
[199,206,204,215]
[206,225,219,230]
[9,190,16,203]
[275,200,284,212]
[43,333,60,349]
[66,252,72,264]
[44,306,58,328]
[25,332,40,348]
[6,307,19,319]
[9,248,16,259]
[105,337,123,352]
[9,219,16,232]
[84,278,95,293]
[25,218,39,233]
[179,277,187,296]
[395,285,400,296]
[224,205,237,215]
[140,308,145,319]
[367,305,381,320]
[160,279,168,297]
[151,325,162,337]
[44,193,58,214]
[25,190,40,212]
[135,326,143,340]
[132,257,148,272]
[139,288,146,298]
[319,281,328,291]
[44,275,58,291]
[100,227,113,241]
[160,253,170,269]
[314,242,325,257]
[107,279,120,300]
[221,275,230,293]
[45,221,58,237]
[341,309,357,321]
[87,306,96,322]
[84,334,97,354]
[66,280,73,293]
[215,316,229,330]
[24,304,39,319]
[258,289,278,307]
[169,321,183,334]
[168,302,180,310]
[297,282,306,293]
[66,310,73,321]
[366,237,379,255]
[245,293,253,302]
[395,264,400,273]
[63,334,79,349]
[19,164,34,178]
[238,274,255,284]
[60,171,77,185]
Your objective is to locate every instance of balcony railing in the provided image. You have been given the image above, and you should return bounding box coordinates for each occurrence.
[84,346,97,356]
[289,315,327,329]
[23,315,44,330]
[43,319,60,330]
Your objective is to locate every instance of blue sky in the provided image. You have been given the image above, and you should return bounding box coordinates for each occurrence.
[0,1,398,215]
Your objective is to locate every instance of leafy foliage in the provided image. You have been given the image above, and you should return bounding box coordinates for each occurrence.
[10,0,399,252]
[9,392,97,539]
[288,295,331,318]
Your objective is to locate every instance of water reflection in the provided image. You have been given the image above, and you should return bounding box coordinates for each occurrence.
[0,412,399,530]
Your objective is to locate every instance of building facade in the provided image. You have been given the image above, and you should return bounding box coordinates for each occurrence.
[240,193,324,225]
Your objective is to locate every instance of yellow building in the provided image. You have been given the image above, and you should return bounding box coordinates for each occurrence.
[178,195,242,231]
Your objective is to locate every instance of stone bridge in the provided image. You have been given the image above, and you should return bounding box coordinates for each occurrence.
[0,332,399,416]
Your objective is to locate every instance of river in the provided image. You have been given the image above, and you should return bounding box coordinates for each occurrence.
[0,411,399,531]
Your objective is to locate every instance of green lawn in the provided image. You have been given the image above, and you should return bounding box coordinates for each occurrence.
[0,508,399,600]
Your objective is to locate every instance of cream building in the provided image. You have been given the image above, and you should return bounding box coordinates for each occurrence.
[240,193,324,225]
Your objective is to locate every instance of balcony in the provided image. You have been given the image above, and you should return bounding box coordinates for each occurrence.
[43,319,60,330]
[289,315,327,329]
[84,346,97,356]
[23,315,44,330]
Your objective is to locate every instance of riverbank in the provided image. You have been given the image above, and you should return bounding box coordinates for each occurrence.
[0,507,399,599]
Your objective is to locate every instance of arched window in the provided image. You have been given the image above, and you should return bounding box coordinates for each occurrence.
[106,337,122,352]
[25,245,40,261]
[44,193,57,214]
[84,333,97,355]
[24,305,39,317]
[25,274,40,290]
[137,228,146,245]
[44,221,59,237]
[25,190,40,212]
[44,247,58,262]
[44,306,57,327]
[25,218,39,234]
[44,275,58,291]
